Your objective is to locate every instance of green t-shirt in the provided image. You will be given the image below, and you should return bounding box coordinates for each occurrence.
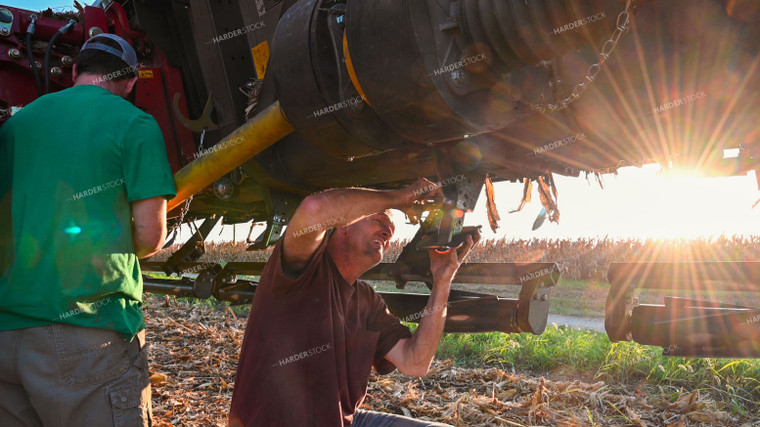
[0,85,176,340]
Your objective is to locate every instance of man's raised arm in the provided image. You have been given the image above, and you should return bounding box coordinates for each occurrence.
[281,178,440,276]
[384,226,480,377]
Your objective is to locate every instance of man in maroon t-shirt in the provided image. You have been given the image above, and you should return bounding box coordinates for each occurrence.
[228,178,479,426]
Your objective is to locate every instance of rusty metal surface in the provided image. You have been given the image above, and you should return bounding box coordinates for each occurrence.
[141,260,558,334]
[142,276,544,334]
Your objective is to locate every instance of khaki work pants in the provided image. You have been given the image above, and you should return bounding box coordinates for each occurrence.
[0,324,151,426]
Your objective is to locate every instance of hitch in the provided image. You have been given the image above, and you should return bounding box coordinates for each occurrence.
[606,262,760,358]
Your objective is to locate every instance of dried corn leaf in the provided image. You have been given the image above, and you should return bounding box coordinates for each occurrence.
[537,173,560,224]
[141,296,750,427]
[510,178,532,214]
[485,174,501,233]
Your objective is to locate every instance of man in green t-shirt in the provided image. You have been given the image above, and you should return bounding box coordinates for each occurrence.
[0,34,176,426]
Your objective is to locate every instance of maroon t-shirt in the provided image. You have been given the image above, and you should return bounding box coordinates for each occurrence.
[228,237,412,426]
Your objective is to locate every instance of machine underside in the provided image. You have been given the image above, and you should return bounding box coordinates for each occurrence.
[1,0,759,356]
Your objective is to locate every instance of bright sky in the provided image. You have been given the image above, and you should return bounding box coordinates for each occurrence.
[200,166,760,244]
[10,1,760,243]
[2,0,80,11]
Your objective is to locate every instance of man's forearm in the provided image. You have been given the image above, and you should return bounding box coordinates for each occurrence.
[386,231,476,376]
[283,178,441,278]
[289,188,402,235]
[131,222,160,259]
[398,281,451,376]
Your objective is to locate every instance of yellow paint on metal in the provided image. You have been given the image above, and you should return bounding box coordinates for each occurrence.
[342,31,371,107]
[138,69,154,78]
[251,41,270,80]
[167,101,294,212]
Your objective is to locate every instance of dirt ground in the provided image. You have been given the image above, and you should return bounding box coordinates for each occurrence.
[143,296,757,427]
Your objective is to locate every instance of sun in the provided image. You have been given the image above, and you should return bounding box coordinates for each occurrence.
[637,165,759,240]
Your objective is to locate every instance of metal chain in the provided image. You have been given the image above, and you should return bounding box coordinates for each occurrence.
[167,129,206,236]
[530,0,635,114]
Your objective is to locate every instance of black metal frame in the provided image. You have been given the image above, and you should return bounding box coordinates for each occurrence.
[142,260,559,335]
[606,262,760,358]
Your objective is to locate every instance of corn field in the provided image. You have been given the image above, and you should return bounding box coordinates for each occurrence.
[150,235,760,282]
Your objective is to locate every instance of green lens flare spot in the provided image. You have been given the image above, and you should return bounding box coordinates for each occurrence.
[64,226,82,235]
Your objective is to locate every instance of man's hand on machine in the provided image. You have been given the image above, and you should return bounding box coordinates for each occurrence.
[394,178,446,224]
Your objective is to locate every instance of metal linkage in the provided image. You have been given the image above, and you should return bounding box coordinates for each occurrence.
[162,215,222,276]
[606,262,760,358]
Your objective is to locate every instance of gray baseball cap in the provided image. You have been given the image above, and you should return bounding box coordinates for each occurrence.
[80,33,138,70]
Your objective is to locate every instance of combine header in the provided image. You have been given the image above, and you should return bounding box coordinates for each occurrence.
[1,0,759,355]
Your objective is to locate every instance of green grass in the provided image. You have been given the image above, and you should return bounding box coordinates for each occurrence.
[427,324,760,416]
[430,324,609,371]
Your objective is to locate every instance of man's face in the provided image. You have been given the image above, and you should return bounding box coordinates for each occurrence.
[347,211,395,263]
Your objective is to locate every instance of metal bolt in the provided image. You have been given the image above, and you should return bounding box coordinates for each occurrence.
[50,67,62,77]
[8,48,20,59]
[61,55,73,66]
[88,26,103,37]
[0,27,9,36]
[213,177,235,200]
[533,294,540,301]
[541,294,549,302]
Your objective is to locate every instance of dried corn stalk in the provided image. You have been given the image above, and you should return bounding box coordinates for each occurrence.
[537,173,560,224]
[510,178,533,214]
[484,174,501,233]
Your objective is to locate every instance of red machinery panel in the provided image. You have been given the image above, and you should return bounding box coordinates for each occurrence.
[0,3,195,172]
